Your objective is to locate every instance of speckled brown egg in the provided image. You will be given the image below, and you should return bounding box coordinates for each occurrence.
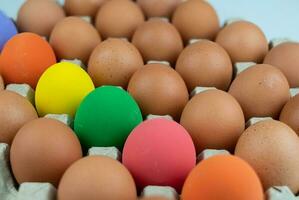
[95,0,144,39]
[180,89,245,153]
[280,94,299,135]
[235,120,299,193]
[263,42,299,88]
[49,16,101,64]
[215,21,268,63]
[88,38,144,88]
[0,90,38,145]
[17,0,65,38]
[127,63,188,120]
[176,40,233,92]
[10,118,82,187]
[64,0,107,17]
[58,156,137,200]
[137,0,181,18]
[172,0,220,43]
[228,64,290,120]
[132,18,183,64]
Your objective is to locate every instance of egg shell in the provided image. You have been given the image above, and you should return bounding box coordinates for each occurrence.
[0,90,37,145]
[137,0,181,18]
[49,16,101,64]
[122,118,196,191]
[180,89,245,153]
[10,118,82,187]
[17,0,65,38]
[132,18,183,64]
[216,21,268,63]
[58,156,137,200]
[64,0,107,17]
[181,155,264,200]
[263,42,299,87]
[176,40,233,92]
[0,11,17,51]
[0,75,4,90]
[87,38,143,88]
[35,62,95,117]
[127,63,189,120]
[280,94,299,135]
[95,0,144,39]
[0,32,56,88]
[172,0,220,43]
[74,86,142,151]
[235,120,299,193]
[228,64,290,120]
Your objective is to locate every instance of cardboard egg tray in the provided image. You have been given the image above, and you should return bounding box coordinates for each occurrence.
[1,81,299,200]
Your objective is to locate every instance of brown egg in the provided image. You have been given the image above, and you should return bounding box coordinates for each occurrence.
[95,0,144,39]
[0,90,37,145]
[132,18,183,64]
[17,0,65,38]
[88,38,143,88]
[58,156,137,200]
[127,63,188,120]
[0,75,4,90]
[280,94,299,135]
[215,21,268,63]
[235,120,299,193]
[263,42,299,88]
[180,89,245,153]
[49,16,101,64]
[64,0,107,17]
[137,0,181,18]
[176,40,233,92]
[10,118,82,187]
[172,0,220,43]
[229,64,290,120]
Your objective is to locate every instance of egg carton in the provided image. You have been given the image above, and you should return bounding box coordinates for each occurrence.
[190,86,217,98]
[5,84,35,105]
[146,114,173,121]
[290,88,299,97]
[233,62,256,77]
[60,59,86,70]
[245,117,273,128]
[147,60,171,66]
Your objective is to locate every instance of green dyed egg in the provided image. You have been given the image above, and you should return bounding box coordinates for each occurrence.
[74,86,143,150]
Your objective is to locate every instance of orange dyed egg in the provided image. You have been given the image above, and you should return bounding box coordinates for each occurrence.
[181,155,264,200]
[0,32,56,88]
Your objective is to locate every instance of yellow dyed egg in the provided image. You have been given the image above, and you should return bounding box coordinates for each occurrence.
[35,62,94,117]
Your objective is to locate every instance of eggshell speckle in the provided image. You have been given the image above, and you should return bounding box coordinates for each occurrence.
[176,40,233,92]
[88,38,143,88]
[235,120,299,193]
[229,64,290,120]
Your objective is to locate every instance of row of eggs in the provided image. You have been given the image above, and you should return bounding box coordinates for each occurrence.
[1,0,299,199]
